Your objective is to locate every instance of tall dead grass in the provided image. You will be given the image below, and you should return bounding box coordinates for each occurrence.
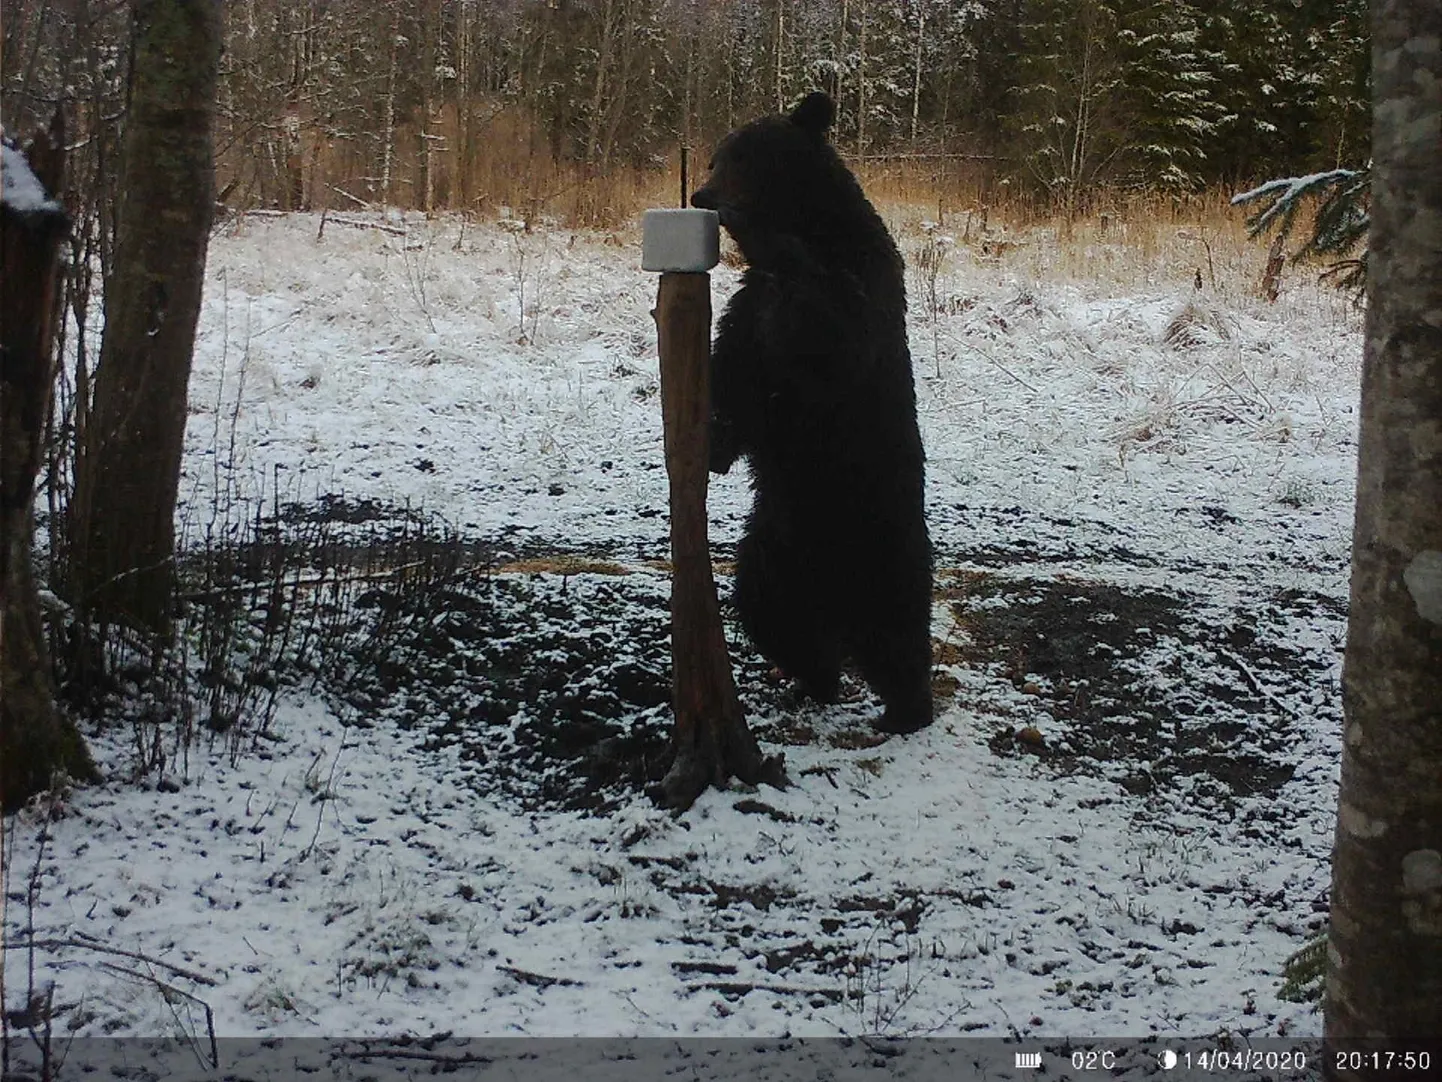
[219,101,674,230]
[865,163,1270,295]
[218,104,1277,291]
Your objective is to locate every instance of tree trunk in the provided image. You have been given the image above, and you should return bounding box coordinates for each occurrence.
[456,2,472,212]
[380,12,399,201]
[910,0,925,148]
[284,97,304,211]
[70,0,222,636]
[1324,0,1442,1062]
[598,0,637,170]
[774,0,785,113]
[856,0,868,164]
[682,17,695,149]
[585,0,615,164]
[651,273,785,811]
[1,118,99,812]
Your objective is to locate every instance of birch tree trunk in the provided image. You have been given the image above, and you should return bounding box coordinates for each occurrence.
[378,7,400,203]
[1324,0,1442,1061]
[856,0,868,164]
[910,0,925,148]
[774,0,785,113]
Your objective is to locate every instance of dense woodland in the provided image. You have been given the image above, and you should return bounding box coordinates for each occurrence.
[1,0,1438,1057]
[3,0,1368,225]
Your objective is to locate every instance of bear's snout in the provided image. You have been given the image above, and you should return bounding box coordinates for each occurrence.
[690,187,719,211]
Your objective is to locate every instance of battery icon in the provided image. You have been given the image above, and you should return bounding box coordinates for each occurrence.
[1016,1052,1043,1069]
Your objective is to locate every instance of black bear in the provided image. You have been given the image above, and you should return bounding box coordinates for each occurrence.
[690,91,934,735]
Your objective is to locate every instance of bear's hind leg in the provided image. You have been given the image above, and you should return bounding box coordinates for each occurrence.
[733,527,842,704]
[851,590,935,735]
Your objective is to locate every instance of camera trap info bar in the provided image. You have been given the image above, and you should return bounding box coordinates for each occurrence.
[642,208,720,273]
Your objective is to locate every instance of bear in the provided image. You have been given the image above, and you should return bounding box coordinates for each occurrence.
[690,91,934,735]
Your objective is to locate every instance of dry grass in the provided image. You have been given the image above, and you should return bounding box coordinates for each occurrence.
[876,182,1269,297]
[497,557,632,577]
[220,101,676,230]
[220,103,1281,291]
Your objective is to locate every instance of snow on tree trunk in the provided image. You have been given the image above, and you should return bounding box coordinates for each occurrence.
[381,13,399,200]
[1,119,99,811]
[1324,0,1442,1057]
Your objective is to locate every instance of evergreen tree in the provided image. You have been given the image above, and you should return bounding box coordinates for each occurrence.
[961,0,1025,150]
[1198,0,1368,183]
[1308,0,1370,167]
[1113,0,1220,190]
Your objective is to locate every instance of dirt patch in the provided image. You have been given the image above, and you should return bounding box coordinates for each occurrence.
[330,572,677,815]
[944,572,1340,809]
[199,499,1343,824]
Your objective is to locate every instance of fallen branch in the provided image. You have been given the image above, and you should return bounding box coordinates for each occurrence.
[97,962,217,1069]
[1217,647,1301,720]
[496,964,581,990]
[323,213,406,237]
[946,335,1041,394]
[340,1046,496,1067]
[5,936,216,986]
[327,185,374,210]
[687,980,845,1003]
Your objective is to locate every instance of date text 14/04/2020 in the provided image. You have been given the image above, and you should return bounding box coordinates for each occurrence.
[1069,1048,1432,1074]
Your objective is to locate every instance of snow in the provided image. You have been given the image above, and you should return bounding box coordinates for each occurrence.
[1,136,62,215]
[1229,169,1363,233]
[5,211,1361,1051]
[1230,171,1361,209]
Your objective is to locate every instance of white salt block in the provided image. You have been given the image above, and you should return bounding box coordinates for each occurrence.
[641,208,719,272]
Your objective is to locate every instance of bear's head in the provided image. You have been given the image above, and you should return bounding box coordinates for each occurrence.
[691,92,853,265]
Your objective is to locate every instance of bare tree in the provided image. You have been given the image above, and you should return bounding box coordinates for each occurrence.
[855,0,867,162]
[1324,0,1442,1061]
[71,0,223,635]
[774,0,787,112]
[909,0,925,148]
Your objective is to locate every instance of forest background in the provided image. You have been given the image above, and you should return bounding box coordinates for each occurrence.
[2,0,1370,232]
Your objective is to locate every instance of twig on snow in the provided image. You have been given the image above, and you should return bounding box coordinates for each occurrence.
[1217,647,1301,720]
[496,964,582,990]
[4,936,216,986]
[97,962,217,1069]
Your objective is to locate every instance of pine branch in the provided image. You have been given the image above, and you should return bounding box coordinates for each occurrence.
[1232,166,1371,292]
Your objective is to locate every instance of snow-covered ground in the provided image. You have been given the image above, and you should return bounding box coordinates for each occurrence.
[5,211,1360,1047]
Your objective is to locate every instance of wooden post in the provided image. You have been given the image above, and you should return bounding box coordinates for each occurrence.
[651,271,784,810]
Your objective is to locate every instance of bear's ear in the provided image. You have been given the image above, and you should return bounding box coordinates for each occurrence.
[788,92,836,139]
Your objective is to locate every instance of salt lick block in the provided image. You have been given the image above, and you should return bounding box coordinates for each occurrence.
[642,208,720,273]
